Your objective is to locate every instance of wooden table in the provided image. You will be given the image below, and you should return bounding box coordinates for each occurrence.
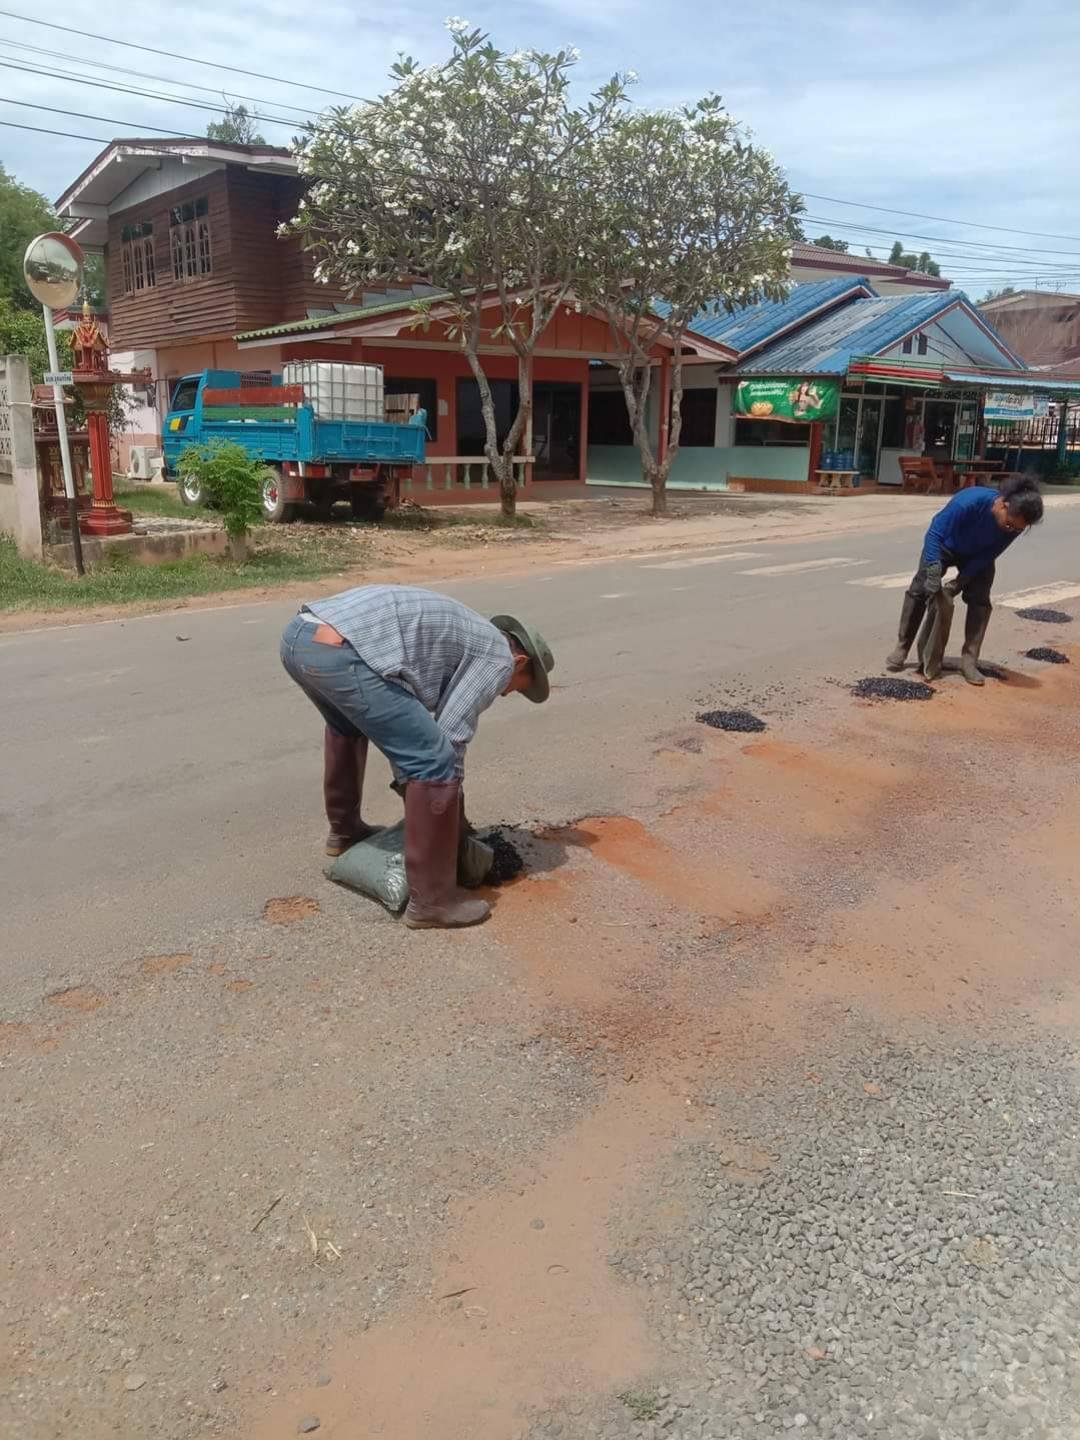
[816,469,861,493]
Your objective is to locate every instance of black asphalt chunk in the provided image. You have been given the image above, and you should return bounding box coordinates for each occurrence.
[1016,607,1073,624]
[478,829,525,884]
[1025,647,1070,664]
[696,709,767,733]
[853,676,935,701]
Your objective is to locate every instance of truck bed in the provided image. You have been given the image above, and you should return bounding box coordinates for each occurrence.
[190,409,425,465]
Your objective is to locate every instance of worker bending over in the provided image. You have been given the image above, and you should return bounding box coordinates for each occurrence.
[281,585,553,929]
[886,475,1044,685]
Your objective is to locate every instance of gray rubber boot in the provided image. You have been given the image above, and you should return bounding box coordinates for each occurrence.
[886,590,926,672]
[404,780,491,929]
[916,590,955,682]
[961,603,992,686]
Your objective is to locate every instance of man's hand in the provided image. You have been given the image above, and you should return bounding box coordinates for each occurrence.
[924,562,943,596]
[943,577,963,598]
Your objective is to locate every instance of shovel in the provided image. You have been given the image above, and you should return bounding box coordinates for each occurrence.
[917,586,956,682]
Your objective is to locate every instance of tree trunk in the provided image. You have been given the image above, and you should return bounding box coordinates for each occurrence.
[464,340,517,519]
[650,462,670,516]
[228,532,248,564]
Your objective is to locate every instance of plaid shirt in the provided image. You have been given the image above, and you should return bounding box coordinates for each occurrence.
[303,585,513,774]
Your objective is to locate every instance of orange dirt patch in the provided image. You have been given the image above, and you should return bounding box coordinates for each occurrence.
[225,979,254,994]
[554,815,776,921]
[140,953,193,976]
[248,1077,690,1440]
[46,986,106,1013]
[262,896,320,925]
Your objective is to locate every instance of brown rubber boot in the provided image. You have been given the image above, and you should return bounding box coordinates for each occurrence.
[403,779,491,929]
[886,591,926,672]
[324,728,378,856]
[960,603,992,686]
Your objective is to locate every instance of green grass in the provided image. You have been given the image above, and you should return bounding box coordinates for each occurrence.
[0,532,362,614]
[618,1391,662,1423]
[114,485,192,520]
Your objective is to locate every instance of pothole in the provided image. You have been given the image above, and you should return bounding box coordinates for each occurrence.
[1016,607,1073,624]
[852,676,935,701]
[696,709,767,733]
[1024,647,1070,664]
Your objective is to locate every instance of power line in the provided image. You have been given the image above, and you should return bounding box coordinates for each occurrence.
[0,7,369,102]
[802,191,1080,247]
[803,214,1080,261]
[0,55,306,133]
[0,115,109,141]
[0,94,197,136]
[0,36,319,119]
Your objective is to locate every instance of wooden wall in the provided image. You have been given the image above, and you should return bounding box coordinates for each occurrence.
[107,167,351,350]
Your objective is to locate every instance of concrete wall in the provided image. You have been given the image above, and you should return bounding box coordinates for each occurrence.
[587,443,809,490]
[0,354,43,558]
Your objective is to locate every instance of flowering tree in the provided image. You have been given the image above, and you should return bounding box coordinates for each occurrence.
[288,21,627,518]
[579,98,801,515]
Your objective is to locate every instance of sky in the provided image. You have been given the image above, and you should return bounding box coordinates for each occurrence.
[2,0,1079,300]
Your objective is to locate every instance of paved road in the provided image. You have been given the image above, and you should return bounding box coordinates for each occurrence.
[4,499,1080,1011]
[6,496,1080,1440]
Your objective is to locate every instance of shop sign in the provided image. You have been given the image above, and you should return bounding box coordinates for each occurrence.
[734,377,840,423]
[984,390,1050,422]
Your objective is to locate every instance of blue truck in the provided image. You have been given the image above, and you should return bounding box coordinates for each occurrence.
[163,368,426,522]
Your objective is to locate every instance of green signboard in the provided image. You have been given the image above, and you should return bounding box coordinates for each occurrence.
[734,377,840,423]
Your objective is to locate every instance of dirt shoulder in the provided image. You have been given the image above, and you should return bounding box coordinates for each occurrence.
[0,491,946,633]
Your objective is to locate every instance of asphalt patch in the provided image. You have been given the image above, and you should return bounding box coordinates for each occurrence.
[1016,607,1073,624]
[696,709,767,733]
[1025,646,1070,664]
[852,676,935,701]
[479,829,525,885]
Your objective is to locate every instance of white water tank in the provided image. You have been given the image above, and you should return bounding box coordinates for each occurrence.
[283,361,384,422]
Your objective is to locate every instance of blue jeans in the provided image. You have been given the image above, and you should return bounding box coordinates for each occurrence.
[280,614,458,782]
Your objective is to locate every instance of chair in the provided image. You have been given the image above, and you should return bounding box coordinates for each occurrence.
[899,457,939,494]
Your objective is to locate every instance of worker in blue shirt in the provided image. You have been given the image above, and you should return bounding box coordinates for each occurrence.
[887,475,1044,684]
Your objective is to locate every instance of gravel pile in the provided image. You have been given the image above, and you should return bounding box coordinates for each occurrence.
[1015,608,1073,624]
[1024,648,1070,665]
[599,1031,1080,1440]
[696,709,768,733]
[478,828,525,884]
[852,677,935,702]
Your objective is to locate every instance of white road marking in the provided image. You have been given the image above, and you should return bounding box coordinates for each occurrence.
[847,572,913,590]
[999,581,1080,609]
[740,557,869,577]
[600,592,629,600]
[643,551,764,571]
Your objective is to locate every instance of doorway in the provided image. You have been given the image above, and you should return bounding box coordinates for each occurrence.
[533,383,582,479]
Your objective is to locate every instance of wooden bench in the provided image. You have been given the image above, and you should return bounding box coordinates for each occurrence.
[899,457,942,494]
[816,469,860,494]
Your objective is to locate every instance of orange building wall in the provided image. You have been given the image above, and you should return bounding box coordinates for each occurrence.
[280,338,590,480]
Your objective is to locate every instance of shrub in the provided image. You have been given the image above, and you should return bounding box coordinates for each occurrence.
[176,442,269,561]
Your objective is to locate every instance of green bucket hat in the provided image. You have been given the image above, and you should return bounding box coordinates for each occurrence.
[490,613,554,704]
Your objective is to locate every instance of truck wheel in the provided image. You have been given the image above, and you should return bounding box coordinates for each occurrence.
[350,491,386,522]
[262,468,297,524]
[178,472,205,507]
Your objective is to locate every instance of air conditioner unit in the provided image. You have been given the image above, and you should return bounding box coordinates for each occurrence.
[128,446,162,481]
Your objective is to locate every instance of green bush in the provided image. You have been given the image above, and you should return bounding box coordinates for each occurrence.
[176,442,270,559]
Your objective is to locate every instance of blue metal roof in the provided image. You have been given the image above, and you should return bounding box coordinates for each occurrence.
[685,277,873,355]
[735,291,962,375]
[945,370,1080,393]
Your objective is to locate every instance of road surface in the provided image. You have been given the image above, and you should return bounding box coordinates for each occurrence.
[4,495,1080,1440]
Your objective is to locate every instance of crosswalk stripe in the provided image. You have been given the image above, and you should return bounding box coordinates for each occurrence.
[642,551,764,571]
[740,557,869,577]
[847,572,913,590]
[999,581,1080,609]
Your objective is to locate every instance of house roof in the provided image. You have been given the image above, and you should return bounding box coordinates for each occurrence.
[237,287,739,360]
[683,277,875,357]
[735,291,971,375]
[792,241,952,291]
[56,138,296,247]
[979,289,1080,310]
